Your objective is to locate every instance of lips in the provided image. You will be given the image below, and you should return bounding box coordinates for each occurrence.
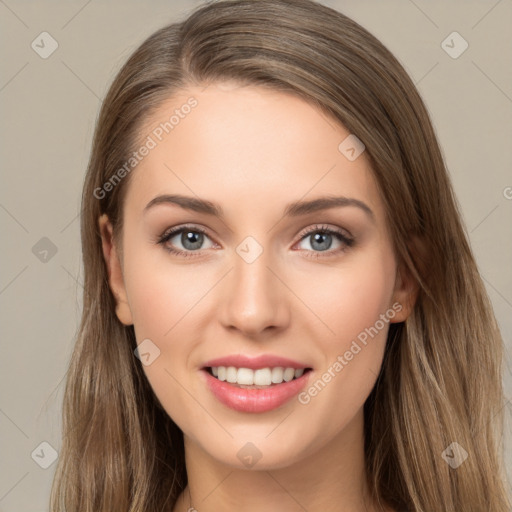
[200,354,314,412]
[202,367,312,413]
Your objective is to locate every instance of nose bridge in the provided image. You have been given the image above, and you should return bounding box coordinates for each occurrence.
[218,238,288,334]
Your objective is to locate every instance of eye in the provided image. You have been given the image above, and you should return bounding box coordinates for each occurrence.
[157,225,216,257]
[295,224,354,258]
[157,223,355,259]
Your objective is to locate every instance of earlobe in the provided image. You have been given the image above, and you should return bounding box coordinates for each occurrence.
[98,214,134,326]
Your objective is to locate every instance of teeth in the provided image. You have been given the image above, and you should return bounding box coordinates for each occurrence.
[209,366,306,386]
[226,366,238,383]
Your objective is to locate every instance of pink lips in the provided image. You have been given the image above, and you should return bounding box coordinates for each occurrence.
[202,369,312,413]
[200,353,313,413]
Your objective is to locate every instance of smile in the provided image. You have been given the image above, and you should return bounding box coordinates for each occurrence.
[202,367,313,413]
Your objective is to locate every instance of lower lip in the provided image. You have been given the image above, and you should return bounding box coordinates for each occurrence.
[202,369,312,413]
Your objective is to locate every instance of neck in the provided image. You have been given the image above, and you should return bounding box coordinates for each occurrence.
[172,407,392,512]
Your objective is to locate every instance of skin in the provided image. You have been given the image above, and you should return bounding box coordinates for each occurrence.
[99,82,417,512]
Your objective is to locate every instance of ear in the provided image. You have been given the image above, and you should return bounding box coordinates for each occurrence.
[389,260,419,323]
[98,214,133,326]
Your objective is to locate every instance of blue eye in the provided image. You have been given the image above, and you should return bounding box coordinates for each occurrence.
[157,225,214,257]
[295,224,354,258]
[157,223,354,259]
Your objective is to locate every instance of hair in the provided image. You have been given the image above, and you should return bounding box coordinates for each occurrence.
[50,0,511,510]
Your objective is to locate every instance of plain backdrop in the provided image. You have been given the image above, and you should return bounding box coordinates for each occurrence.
[1,1,511,510]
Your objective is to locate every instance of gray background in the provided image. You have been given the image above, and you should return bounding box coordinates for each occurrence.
[1,1,511,510]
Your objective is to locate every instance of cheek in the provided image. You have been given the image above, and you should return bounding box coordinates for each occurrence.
[296,249,396,348]
[294,248,396,408]
[122,243,208,342]
[121,246,208,426]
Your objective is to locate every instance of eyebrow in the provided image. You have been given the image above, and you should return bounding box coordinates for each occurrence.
[144,194,375,222]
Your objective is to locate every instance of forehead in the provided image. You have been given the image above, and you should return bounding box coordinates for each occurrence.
[124,82,385,225]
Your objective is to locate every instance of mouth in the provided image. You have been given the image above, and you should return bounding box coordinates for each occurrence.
[200,354,314,412]
[203,366,313,389]
[202,365,313,413]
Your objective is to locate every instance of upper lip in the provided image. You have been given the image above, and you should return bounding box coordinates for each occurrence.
[202,354,312,370]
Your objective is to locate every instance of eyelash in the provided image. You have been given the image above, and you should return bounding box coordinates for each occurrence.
[156,223,355,259]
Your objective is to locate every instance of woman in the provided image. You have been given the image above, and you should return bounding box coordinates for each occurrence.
[50,0,511,510]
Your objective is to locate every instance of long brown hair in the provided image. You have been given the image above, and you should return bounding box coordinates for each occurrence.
[50,1,511,510]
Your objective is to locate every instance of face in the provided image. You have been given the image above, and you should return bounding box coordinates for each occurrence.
[100,81,416,471]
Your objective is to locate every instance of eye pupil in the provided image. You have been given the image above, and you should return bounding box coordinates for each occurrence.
[311,232,332,251]
[182,231,203,250]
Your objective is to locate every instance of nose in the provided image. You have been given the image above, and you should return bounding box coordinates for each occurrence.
[218,248,290,337]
